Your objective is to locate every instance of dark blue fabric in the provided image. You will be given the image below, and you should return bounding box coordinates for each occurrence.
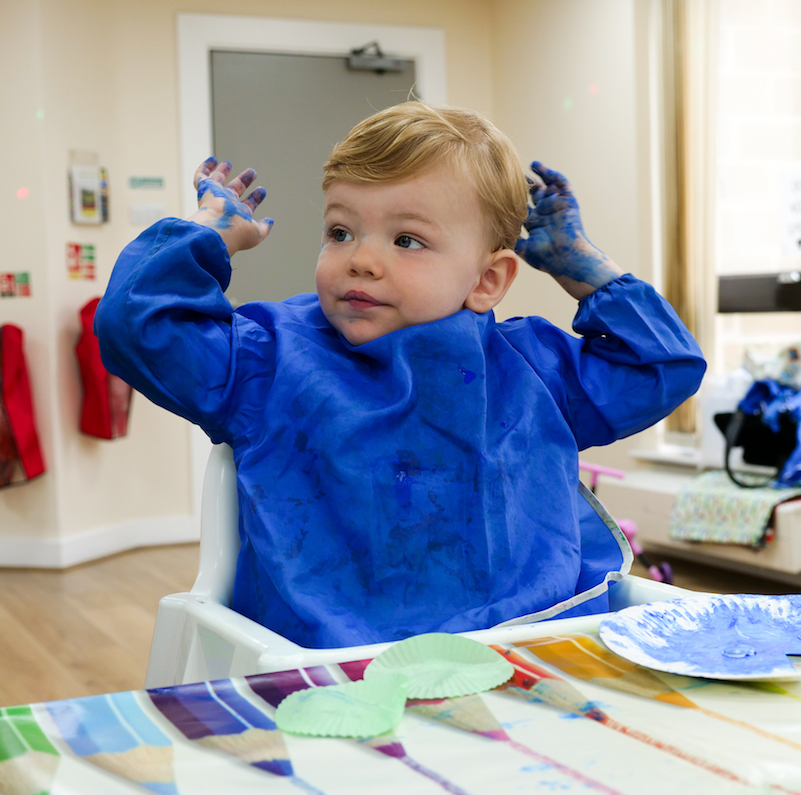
[739,380,801,486]
[96,219,706,648]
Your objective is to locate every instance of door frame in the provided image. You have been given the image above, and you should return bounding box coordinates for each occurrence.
[178,13,447,218]
[176,13,448,517]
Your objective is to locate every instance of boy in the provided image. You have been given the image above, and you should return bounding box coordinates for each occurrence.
[96,102,705,649]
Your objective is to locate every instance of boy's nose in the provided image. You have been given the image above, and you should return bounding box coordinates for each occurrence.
[348,243,383,278]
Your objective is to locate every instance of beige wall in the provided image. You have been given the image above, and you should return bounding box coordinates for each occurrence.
[493,0,647,326]
[492,0,659,471]
[1,2,59,539]
[1,0,664,556]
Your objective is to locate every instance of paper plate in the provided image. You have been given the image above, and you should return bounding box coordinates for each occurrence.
[364,632,514,698]
[599,594,801,680]
[275,673,409,738]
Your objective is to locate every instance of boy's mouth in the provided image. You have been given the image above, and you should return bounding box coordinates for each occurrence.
[344,290,383,310]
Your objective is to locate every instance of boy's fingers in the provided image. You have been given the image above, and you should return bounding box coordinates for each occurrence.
[227,168,257,196]
[522,206,547,233]
[258,218,275,240]
[530,161,571,192]
[207,161,233,185]
[531,193,572,217]
[529,184,547,205]
[526,172,545,194]
[242,186,266,212]
[194,157,218,189]
[530,193,557,215]
[522,215,545,233]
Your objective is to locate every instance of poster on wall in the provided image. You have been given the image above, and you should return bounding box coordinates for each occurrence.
[66,243,96,280]
[0,273,31,297]
[69,165,108,225]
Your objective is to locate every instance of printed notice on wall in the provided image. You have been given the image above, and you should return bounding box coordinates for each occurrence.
[67,243,96,280]
[781,166,801,256]
[70,165,103,225]
[0,272,31,297]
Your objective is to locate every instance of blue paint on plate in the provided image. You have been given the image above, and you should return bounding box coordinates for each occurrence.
[599,594,801,680]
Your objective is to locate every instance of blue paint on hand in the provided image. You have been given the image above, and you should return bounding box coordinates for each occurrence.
[193,160,273,252]
[514,162,619,288]
[197,178,259,230]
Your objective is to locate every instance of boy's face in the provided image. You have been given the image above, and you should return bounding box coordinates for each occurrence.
[316,165,496,346]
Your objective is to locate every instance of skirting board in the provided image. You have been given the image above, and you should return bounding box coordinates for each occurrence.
[0,515,200,569]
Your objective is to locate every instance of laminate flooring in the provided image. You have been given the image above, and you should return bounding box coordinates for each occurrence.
[0,543,198,707]
[0,542,798,708]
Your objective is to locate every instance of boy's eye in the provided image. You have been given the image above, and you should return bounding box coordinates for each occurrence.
[330,228,353,242]
[395,235,424,250]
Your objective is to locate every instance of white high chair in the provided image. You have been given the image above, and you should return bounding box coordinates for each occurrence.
[145,443,690,688]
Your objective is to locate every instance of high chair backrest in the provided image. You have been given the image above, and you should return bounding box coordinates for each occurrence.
[191,442,240,605]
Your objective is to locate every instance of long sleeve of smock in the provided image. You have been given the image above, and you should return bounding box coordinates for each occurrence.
[499,274,706,450]
[94,219,271,442]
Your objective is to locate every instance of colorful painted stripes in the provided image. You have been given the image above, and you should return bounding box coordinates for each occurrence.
[2,630,801,794]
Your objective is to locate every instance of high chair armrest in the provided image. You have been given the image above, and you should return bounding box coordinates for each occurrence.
[145,592,305,688]
[146,574,692,688]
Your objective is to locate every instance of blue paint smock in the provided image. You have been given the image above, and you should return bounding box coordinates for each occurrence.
[96,219,706,648]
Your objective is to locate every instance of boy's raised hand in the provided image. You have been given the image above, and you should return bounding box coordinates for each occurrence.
[515,162,623,299]
[188,157,274,256]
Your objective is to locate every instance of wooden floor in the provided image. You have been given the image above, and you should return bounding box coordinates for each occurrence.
[0,542,798,708]
[0,543,198,708]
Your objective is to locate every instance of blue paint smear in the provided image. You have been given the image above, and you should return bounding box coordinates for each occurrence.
[514,162,620,289]
[601,594,801,678]
[457,367,476,384]
[197,178,265,231]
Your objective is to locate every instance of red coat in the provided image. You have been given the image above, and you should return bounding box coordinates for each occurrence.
[0,324,45,487]
[76,297,132,439]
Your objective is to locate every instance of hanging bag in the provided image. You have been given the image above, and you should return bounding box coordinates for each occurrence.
[76,297,133,439]
[714,380,801,488]
[0,324,46,488]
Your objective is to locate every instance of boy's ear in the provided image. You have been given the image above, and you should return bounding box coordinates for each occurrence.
[464,249,519,314]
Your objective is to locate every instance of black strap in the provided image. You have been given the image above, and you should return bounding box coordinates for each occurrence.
[724,409,775,488]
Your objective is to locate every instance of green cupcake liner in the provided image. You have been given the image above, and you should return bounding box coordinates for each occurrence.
[364,632,513,699]
[275,673,409,738]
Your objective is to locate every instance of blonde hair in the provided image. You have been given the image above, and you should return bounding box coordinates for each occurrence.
[322,102,528,251]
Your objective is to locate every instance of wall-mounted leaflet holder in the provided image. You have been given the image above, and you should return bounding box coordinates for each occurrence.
[718,271,801,313]
[69,151,108,225]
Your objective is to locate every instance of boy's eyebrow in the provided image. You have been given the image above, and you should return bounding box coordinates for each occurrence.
[388,211,440,229]
[323,203,440,229]
[323,202,349,218]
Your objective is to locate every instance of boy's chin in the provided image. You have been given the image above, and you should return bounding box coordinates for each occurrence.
[338,325,384,347]
[332,317,399,347]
